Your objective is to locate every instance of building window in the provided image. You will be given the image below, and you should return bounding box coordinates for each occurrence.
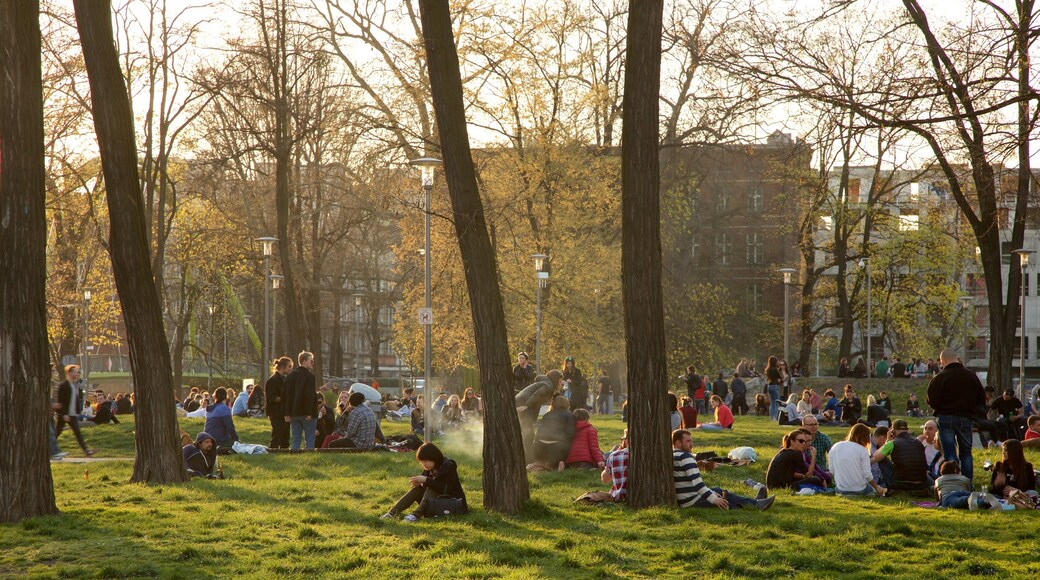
[748,187,763,212]
[716,233,732,266]
[746,285,762,313]
[898,214,919,232]
[820,215,833,231]
[716,190,729,213]
[847,178,861,203]
[746,233,763,265]
[908,182,920,203]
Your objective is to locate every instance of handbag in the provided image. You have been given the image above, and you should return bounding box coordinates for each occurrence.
[423,495,468,517]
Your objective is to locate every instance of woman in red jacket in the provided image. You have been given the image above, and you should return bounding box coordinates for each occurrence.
[565,409,605,469]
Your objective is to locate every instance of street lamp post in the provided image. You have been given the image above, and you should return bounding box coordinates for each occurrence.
[779,268,796,364]
[409,156,442,444]
[531,253,549,371]
[271,274,283,360]
[256,237,278,372]
[353,293,365,378]
[208,304,216,390]
[1013,249,1034,401]
[83,289,92,383]
[859,258,872,372]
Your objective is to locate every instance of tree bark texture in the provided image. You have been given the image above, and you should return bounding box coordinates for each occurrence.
[74,0,188,483]
[418,0,530,514]
[0,0,60,523]
[620,0,675,508]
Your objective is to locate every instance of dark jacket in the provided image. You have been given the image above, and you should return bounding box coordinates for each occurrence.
[515,376,557,424]
[684,373,702,399]
[183,432,217,476]
[926,362,985,418]
[766,448,807,489]
[283,366,317,417]
[421,458,467,507]
[203,402,239,447]
[513,364,536,392]
[92,401,119,425]
[115,397,132,415]
[890,432,927,485]
[265,373,285,417]
[57,380,84,416]
[535,409,576,443]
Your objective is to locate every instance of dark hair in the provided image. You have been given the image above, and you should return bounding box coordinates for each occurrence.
[939,461,961,475]
[274,356,293,371]
[687,365,696,374]
[668,393,678,412]
[671,429,691,444]
[824,389,835,397]
[1002,439,1027,479]
[1028,414,1040,427]
[348,391,366,407]
[873,425,890,438]
[214,387,228,402]
[416,442,444,468]
[574,409,590,422]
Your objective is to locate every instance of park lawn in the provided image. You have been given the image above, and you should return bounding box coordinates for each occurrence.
[3,413,1038,579]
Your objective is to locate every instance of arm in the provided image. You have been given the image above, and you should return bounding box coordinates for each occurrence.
[423,461,458,495]
[590,428,604,466]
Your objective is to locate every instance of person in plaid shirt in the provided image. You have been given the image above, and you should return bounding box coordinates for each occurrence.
[601,430,629,501]
[342,391,378,449]
[801,415,833,471]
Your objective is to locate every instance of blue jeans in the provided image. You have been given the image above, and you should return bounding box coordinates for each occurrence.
[695,399,707,414]
[697,424,725,431]
[837,485,877,496]
[767,385,780,422]
[694,487,759,509]
[290,416,317,450]
[937,414,974,480]
[49,421,61,455]
[940,491,971,509]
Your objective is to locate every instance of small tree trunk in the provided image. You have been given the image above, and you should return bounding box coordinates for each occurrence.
[418,0,529,514]
[73,0,187,483]
[620,0,675,509]
[0,0,60,523]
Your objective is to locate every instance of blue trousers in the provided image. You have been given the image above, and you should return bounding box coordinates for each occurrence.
[937,414,974,480]
[290,416,317,450]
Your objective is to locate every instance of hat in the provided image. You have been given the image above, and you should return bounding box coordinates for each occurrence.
[891,419,909,431]
[565,356,575,362]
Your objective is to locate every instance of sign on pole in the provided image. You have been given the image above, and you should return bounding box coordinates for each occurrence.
[418,308,434,325]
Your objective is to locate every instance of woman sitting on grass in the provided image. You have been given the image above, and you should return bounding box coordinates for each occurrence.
[441,394,466,431]
[381,443,467,522]
[695,396,733,431]
[765,429,823,490]
[796,390,814,419]
[669,393,683,431]
[829,423,886,496]
[990,439,1037,500]
[780,394,801,425]
[754,394,769,416]
[565,409,605,469]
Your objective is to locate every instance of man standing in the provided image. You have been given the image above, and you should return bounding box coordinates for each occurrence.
[800,416,833,471]
[284,351,318,450]
[712,373,729,406]
[265,357,293,448]
[596,372,612,415]
[56,365,93,456]
[672,429,774,510]
[926,349,985,480]
[729,373,748,416]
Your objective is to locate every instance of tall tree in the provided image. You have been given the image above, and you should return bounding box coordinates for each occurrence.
[418,0,529,514]
[73,0,187,483]
[0,0,60,523]
[620,0,674,508]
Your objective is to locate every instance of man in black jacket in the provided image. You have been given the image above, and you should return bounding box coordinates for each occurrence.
[283,351,317,450]
[926,349,985,480]
[265,356,293,448]
[56,365,93,456]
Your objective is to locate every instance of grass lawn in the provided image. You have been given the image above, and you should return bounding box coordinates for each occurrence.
[3,412,1039,579]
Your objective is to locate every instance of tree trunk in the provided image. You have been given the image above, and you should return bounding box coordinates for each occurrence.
[74,0,187,483]
[620,0,675,509]
[418,0,529,514]
[0,0,60,523]
[329,294,343,376]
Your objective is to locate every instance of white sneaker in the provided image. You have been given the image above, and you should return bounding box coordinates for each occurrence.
[402,514,419,523]
[968,492,980,511]
[51,452,67,461]
[379,512,394,520]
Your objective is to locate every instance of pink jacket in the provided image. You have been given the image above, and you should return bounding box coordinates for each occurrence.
[566,420,604,466]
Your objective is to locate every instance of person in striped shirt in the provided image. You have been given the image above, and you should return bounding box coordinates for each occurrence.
[672,429,775,510]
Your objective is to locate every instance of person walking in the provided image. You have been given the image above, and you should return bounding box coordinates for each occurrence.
[763,357,782,422]
[56,365,93,457]
[926,349,985,480]
[284,351,318,450]
[265,356,293,448]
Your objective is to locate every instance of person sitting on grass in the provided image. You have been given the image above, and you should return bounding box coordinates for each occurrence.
[990,439,1037,500]
[838,385,862,424]
[829,423,886,496]
[754,393,770,416]
[86,393,119,426]
[796,390,813,418]
[906,393,922,418]
[865,395,890,427]
[600,430,629,502]
[871,419,929,493]
[565,409,605,469]
[183,432,222,479]
[203,387,239,452]
[918,420,944,481]
[696,395,734,431]
[933,460,976,509]
[780,394,801,425]
[329,392,377,450]
[1022,415,1040,449]
[765,429,823,490]
[530,396,576,471]
[679,397,698,429]
[381,443,467,522]
[232,386,251,417]
[672,429,775,510]
[668,393,683,431]
[411,395,425,437]
[800,416,833,471]
[441,394,466,431]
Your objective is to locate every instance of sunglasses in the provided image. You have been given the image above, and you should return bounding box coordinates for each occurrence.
[796,439,811,444]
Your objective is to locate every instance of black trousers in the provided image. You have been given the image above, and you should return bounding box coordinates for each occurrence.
[55,415,88,453]
[731,396,749,416]
[388,486,437,517]
[269,415,290,448]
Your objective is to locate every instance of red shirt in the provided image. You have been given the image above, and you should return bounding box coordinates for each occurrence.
[714,404,734,428]
[565,421,604,465]
[1025,428,1040,441]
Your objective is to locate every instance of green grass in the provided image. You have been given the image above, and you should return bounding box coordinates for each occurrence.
[4,413,1039,579]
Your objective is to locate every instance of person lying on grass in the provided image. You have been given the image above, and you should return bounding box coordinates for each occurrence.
[672,429,775,510]
[381,443,467,522]
[934,460,980,509]
[765,429,822,490]
[183,432,222,479]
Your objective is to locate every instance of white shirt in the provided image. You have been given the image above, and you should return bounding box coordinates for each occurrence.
[828,440,875,492]
[68,382,79,414]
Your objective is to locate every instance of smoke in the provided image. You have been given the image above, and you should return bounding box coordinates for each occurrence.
[433,419,486,460]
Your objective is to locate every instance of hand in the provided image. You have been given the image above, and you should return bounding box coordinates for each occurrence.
[808,447,817,458]
[714,496,730,510]
[597,461,605,469]
[64,415,71,422]
[410,475,427,485]
[516,406,528,413]
[877,486,888,496]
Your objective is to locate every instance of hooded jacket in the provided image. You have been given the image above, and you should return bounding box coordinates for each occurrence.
[203,402,239,446]
[231,390,250,417]
[183,432,217,476]
[565,420,604,466]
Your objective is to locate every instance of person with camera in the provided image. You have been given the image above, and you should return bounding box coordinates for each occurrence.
[381,443,467,522]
